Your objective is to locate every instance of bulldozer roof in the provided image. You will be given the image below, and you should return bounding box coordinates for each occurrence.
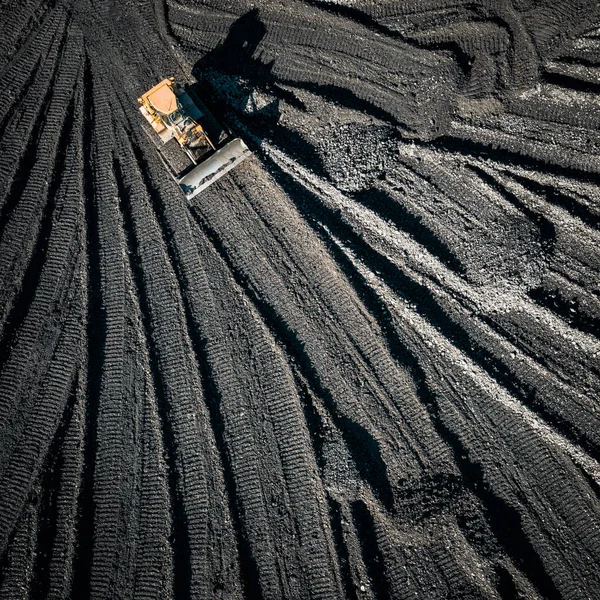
[140,79,178,115]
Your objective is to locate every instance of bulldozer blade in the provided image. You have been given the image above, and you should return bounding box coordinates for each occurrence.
[178,138,251,199]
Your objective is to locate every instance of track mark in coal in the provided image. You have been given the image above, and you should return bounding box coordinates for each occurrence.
[0,36,65,239]
[504,169,600,230]
[465,163,557,254]
[279,183,558,587]
[327,495,359,600]
[352,186,466,274]
[29,375,78,600]
[70,57,100,600]
[0,92,77,371]
[190,205,395,513]
[0,56,43,141]
[124,135,261,599]
[529,286,600,339]
[114,155,191,600]
[264,144,600,461]
[328,240,571,597]
[350,501,391,600]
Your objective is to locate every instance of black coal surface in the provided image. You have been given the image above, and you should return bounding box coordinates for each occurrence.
[1,1,599,598]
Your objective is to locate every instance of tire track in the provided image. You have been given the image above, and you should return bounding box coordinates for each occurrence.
[124,121,342,598]
[262,143,600,458]
[0,10,69,225]
[0,73,84,479]
[331,232,600,598]
[191,161,457,504]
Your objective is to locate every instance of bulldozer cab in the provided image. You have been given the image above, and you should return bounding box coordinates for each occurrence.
[141,79,178,115]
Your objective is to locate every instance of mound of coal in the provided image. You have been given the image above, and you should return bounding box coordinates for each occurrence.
[1,0,599,598]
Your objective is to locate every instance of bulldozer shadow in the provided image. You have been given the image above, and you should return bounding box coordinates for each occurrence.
[190,9,304,132]
[189,8,328,178]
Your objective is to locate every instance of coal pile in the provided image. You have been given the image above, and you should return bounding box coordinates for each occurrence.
[1,0,599,598]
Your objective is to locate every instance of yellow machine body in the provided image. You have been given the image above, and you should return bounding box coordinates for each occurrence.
[137,77,251,198]
[138,78,214,155]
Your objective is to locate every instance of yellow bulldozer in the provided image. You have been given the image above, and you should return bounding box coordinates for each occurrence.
[138,77,250,199]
